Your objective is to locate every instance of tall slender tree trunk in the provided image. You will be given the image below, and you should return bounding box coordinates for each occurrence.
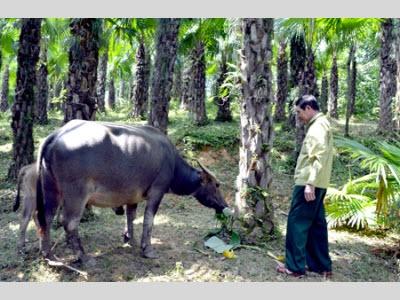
[131,41,149,119]
[97,51,108,113]
[394,19,400,131]
[107,78,115,109]
[35,45,48,124]
[180,56,191,110]
[8,18,41,181]
[172,56,182,102]
[0,64,10,112]
[215,50,232,122]
[274,40,288,122]
[319,73,328,114]
[287,34,306,128]
[378,18,396,134]
[329,53,339,119]
[235,18,275,243]
[345,44,357,137]
[295,48,317,159]
[148,18,180,135]
[189,41,208,126]
[64,18,100,123]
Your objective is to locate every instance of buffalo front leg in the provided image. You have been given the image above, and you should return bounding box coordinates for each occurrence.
[123,204,138,246]
[141,192,163,259]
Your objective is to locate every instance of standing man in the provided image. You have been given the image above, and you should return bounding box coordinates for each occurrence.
[277,94,334,278]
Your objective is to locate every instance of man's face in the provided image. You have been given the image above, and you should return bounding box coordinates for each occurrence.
[295,105,312,124]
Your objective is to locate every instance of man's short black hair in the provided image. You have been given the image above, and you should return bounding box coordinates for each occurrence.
[295,95,320,111]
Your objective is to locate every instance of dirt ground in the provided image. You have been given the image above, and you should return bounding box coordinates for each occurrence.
[0,148,399,282]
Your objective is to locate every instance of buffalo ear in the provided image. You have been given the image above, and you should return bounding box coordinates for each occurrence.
[197,169,210,185]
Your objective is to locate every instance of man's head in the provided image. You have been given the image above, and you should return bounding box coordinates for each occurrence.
[294,95,320,124]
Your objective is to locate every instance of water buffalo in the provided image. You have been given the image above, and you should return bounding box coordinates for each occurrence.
[36,120,229,262]
[13,163,39,252]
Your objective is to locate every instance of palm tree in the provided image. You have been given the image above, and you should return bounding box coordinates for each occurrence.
[345,44,357,137]
[329,53,339,118]
[8,18,42,181]
[148,18,180,134]
[35,46,48,124]
[378,18,396,134]
[0,64,10,112]
[394,18,400,131]
[179,18,226,125]
[274,39,288,122]
[235,18,275,242]
[319,73,328,114]
[64,18,101,122]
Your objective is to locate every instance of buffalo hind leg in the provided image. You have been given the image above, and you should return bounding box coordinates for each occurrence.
[124,204,138,247]
[61,193,92,265]
[141,191,163,259]
[17,205,32,253]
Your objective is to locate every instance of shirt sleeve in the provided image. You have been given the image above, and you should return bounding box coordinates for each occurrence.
[304,126,328,186]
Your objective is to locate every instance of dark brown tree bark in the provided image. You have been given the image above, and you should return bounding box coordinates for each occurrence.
[189,41,208,126]
[64,18,100,123]
[329,54,339,119]
[394,19,400,131]
[8,18,41,181]
[96,51,108,113]
[345,44,357,137]
[131,41,150,119]
[172,56,182,101]
[0,64,10,112]
[180,57,191,110]
[378,18,396,134]
[235,18,275,243]
[274,40,288,122]
[214,50,232,122]
[319,73,328,114]
[107,78,115,109]
[35,62,49,124]
[148,18,180,135]
[287,34,307,128]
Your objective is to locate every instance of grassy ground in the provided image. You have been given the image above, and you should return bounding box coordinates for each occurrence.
[0,105,399,282]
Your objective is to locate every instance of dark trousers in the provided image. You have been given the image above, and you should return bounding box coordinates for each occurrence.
[285,185,332,274]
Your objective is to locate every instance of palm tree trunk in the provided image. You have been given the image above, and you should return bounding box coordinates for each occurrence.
[274,40,288,122]
[0,64,10,112]
[8,18,41,181]
[97,51,108,113]
[394,19,400,131]
[329,54,339,119]
[320,73,328,114]
[215,50,232,122]
[345,44,357,137]
[189,41,208,126]
[172,56,182,101]
[235,18,275,243]
[378,18,396,134]
[107,78,115,109]
[148,18,180,135]
[35,62,49,124]
[180,56,191,110]
[131,41,149,119]
[64,18,100,123]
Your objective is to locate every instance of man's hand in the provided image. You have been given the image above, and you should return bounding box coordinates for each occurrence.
[304,184,316,202]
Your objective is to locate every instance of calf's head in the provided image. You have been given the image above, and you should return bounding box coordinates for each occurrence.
[192,161,229,213]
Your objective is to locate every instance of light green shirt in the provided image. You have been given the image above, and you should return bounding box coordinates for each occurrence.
[294,112,334,189]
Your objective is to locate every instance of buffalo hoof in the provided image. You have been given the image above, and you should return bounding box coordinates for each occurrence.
[142,247,158,259]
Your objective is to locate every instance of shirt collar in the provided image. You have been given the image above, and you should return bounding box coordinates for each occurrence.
[307,112,323,128]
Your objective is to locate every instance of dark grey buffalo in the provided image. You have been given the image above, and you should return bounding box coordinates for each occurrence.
[36,120,229,262]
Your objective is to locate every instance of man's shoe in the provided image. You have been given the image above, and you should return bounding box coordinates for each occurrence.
[276,264,305,278]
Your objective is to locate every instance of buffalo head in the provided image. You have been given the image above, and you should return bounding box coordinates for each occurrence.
[192,161,229,213]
